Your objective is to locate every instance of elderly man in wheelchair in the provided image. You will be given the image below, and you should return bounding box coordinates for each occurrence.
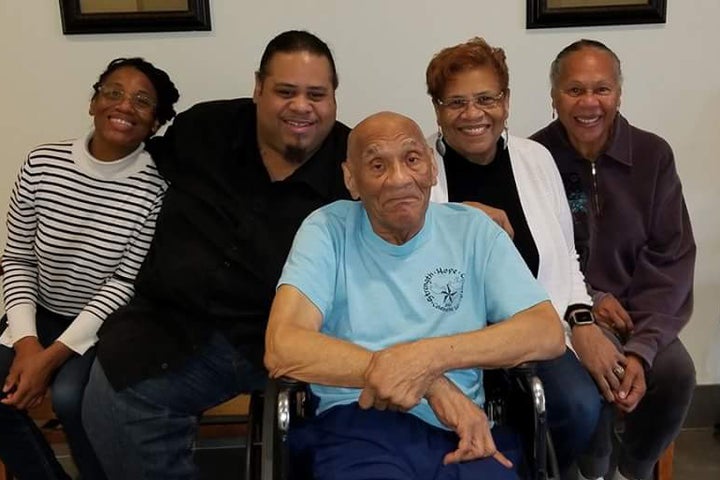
[264,112,565,480]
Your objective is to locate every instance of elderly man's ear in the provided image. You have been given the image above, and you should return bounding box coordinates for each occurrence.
[342,161,361,200]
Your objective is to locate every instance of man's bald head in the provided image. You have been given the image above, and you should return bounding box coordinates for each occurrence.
[347,111,429,164]
[342,111,437,245]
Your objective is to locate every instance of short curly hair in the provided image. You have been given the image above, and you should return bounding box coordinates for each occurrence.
[92,57,180,127]
[426,37,509,102]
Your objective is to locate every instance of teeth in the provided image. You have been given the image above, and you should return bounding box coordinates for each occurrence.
[110,118,133,127]
[576,116,600,125]
[460,125,488,135]
[286,120,311,127]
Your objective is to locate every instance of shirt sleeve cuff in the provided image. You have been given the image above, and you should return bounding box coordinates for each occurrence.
[591,291,609,305]
[56,310,103,355]
[6,303,38,344]
[623,340,656,369]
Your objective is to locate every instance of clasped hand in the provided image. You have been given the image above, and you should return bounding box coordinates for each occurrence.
[359,340,439,411]
[571,323,646,411]
[2,337,54,410]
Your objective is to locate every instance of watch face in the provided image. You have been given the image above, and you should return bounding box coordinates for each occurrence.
[572,310,594,325]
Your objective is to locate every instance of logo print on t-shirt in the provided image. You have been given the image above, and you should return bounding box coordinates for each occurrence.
[423,268,465,312]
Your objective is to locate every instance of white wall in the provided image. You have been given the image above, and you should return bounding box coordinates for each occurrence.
[1,1,718,383]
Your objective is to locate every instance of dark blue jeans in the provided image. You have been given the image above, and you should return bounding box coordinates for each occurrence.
[536,349,603,476]
[0,307,106,480]
[82,331,267,480]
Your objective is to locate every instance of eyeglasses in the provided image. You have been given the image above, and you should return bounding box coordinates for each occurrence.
[95,84,157,112]
[436,91,505,111]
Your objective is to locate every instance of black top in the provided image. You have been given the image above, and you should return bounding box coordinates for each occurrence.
[442,139,539,276]
[97,98,351,389]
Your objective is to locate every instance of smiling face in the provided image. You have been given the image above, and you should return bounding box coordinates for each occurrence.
[253,51,337,165]
[551,47,622,160]
[343,112,437,245]
[434,66,509,165]
[89,66,159,161]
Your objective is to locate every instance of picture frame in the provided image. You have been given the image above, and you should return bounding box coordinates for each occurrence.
[526,0,667,29]
[59,0,211,35]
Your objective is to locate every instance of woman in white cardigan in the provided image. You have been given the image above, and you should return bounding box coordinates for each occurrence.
[426,37,603,478]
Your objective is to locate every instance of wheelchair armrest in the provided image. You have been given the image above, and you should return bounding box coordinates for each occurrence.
[254,377,310,480]
[498,362,554,480]
[505,362,546,416]
[275,377,309,435]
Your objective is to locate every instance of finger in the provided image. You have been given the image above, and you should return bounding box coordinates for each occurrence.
[605,370,621,392]
[500,218,514,239]
[592,374,615,402]
[443,450,460,465]
[602,306,625,333]
[27,395,44,410]
[13,387,34,411]
[609,311,629,334]
[373,399,389,411]
[595,318,614,331]
[617,370,635,400]
[616,305,633,331]
[444,435,481,464]
[358,388,375,410]
[620,386,644,413]
[3,372,19,393]
[443,448,466,465]
[493,451,513,469]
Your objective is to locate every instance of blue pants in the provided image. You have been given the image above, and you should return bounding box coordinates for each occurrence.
[0,306,106,480]
[536,349,603,476]
[81,331,266,480]
[290,403,523,480]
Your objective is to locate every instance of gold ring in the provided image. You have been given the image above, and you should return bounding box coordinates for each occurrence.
[613,365,625,378]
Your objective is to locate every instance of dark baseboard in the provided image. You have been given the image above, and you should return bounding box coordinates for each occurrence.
[684,383,720,429]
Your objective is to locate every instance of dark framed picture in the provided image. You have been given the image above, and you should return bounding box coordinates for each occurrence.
[527,0,667,29]
[59,0,211,35]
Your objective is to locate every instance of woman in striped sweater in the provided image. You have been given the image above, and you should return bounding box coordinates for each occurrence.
[0,57,178,479]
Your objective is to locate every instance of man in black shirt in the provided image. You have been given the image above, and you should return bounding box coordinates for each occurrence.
[82,31,351,479]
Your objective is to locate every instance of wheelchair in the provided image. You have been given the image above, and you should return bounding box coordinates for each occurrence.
[244,364,559,480]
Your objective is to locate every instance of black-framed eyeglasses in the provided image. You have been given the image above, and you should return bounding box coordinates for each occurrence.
[95,84,157,112]
[435,91,505,111]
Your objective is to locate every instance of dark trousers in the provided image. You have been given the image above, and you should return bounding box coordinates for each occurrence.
[536,349,603,476]
[578,338,696,479]
[0,306,106,480]
[290,402,523,480]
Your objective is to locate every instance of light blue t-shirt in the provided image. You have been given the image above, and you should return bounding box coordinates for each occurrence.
[278,200,548,430]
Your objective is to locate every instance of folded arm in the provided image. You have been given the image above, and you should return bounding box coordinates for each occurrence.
[266,284,564,410]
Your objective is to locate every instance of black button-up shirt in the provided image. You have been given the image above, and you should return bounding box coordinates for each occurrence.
[97,98,350,389]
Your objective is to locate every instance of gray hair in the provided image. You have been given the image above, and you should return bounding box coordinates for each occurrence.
[549,39,623,90]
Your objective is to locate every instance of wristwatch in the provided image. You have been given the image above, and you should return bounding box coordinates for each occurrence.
[566,306,595,328]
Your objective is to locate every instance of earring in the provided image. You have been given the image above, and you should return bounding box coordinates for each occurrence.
[502,125,509,150]
[552,108,557,120]
[435,127,446,156]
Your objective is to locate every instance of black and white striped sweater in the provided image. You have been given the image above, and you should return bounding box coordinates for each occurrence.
[1,132,166,354]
